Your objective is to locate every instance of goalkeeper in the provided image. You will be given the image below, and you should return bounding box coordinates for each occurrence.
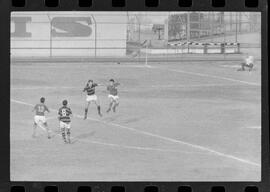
[238,55,254,71]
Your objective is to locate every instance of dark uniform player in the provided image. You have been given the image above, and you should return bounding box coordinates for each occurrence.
[32,97,51,138]
[58,100,72,143]
[106,79,120,113]
[83,79,102,119]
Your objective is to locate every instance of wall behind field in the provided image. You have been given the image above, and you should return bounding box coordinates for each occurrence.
[11,12,127,58]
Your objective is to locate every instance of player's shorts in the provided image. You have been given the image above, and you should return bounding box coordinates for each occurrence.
[86,94,97,102]
[108,94,119,101]
[242,62,253,66]
[34,115,46,124]
[60,121,71,129]
[246,63,254,68]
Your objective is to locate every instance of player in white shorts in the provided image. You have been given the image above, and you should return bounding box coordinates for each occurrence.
[238,55,254,71]
[58,100,73,143]
[83,79,102,119]
[32,97,51,139]
[106,79,120,113]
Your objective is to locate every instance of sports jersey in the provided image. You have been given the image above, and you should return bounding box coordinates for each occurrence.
[34,104,49,116]
[83,83,98,95]
[58,106,72,123]
[107,82,120,96]
[246,56,254,65]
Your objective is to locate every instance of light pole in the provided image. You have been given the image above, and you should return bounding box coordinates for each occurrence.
[235,12,238,42]
[47,14,52,58]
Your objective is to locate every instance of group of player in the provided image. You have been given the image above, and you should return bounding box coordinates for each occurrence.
[32,79,120,144]
[31,55,254,144]
[83,79,120,119]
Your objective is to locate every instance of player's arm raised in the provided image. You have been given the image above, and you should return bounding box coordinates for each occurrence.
[69,108,73,118]
[95,80,108,87]
[32,105,37,112]
[57,109,61,121]
[93,83,101,87]
[45,105,50,113]
[83,82,89,92]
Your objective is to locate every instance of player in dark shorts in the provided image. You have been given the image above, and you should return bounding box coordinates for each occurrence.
[83,79,102,119]
[106,79,120,113]
[32,97,51,138]
[58,100,73,143]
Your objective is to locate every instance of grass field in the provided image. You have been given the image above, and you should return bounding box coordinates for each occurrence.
[10,59,261,181]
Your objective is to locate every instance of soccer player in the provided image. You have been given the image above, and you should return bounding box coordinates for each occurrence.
[83,79,102,119]
[238,55,254,71]
[106,79,120,113]
[58,100,73,143]
[32,97,51,139]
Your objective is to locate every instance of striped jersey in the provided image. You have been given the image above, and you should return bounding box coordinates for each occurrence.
[34,103,49,116]
[107,82,120,96]
[58,106,72,123]
[83,83,98,95]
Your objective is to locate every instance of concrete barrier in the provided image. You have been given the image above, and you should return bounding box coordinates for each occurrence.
[11,12,127,57]
[165,41,240,54]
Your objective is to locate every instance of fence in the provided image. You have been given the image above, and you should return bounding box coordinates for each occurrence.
[11,12,261,62]
[11,12,127,58]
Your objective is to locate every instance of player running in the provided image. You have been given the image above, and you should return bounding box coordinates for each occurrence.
[106,79,120,113]
[83,79,102,119]
[238,55,254,71]
[32,97,51,139]
[58,100,73,144]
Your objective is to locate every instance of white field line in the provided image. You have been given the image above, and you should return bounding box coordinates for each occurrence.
[11,83,240,91]
[221,65,241,68]
[12,64,149,68]
[36,120,206,155]
[46,116,57,120]
[11,98,260,167]
[11,86,78,90]
[11,99,207,155]
[245,126,261,129]
[87,140,208,154]
[149,65,260,86]
[12,63,260,86]
[150,84,239,88]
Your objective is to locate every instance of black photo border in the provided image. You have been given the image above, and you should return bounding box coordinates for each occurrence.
[0,0,268,191]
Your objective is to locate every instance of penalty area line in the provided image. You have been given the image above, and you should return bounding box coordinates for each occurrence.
[245,126,261,129]
[73,139,209,155]
[11,83,240,91]
[10,98,260,167]
[149,65,260,86]
[11,99,207,155]
[11,86,78,90]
